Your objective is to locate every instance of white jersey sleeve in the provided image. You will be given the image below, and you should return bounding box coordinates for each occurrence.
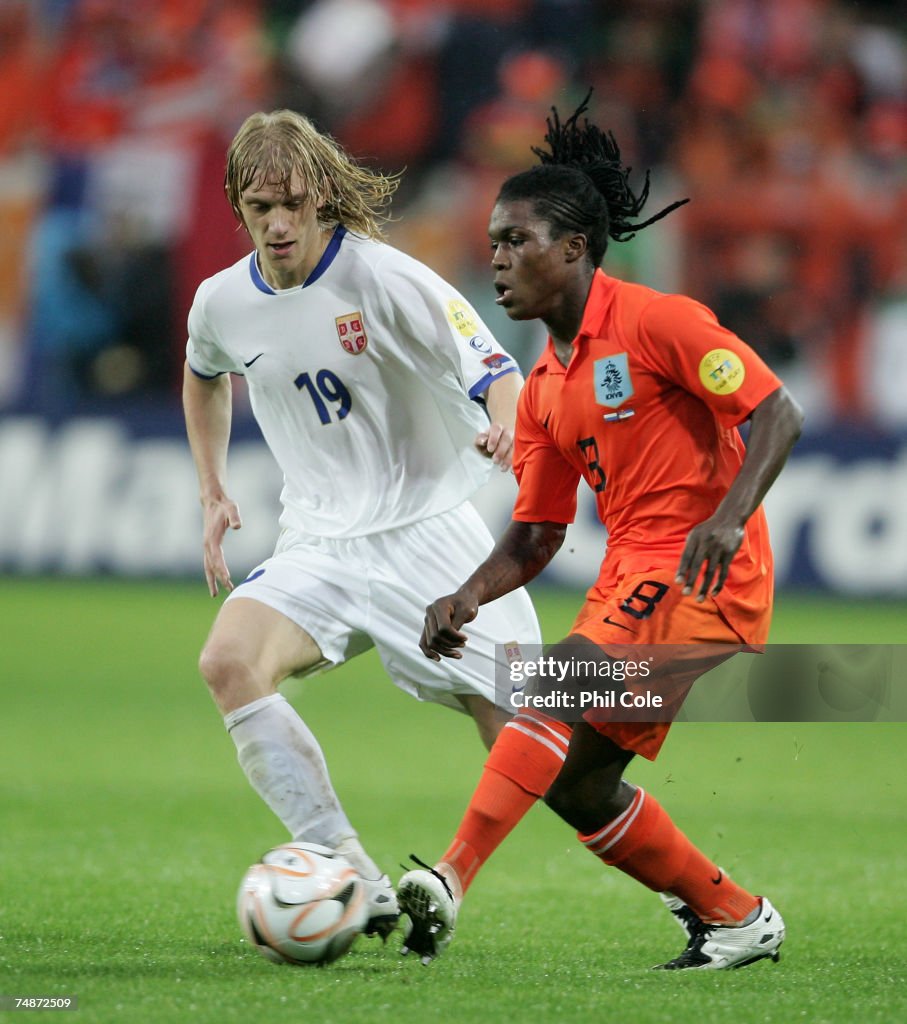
[373,250,519,399]
[186,277,241,378]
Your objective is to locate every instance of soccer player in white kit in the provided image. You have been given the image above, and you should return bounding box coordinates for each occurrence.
[182,109,541,937]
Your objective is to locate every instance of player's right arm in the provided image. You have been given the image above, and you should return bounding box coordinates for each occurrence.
[183,362,242,596]
[421,519,567,661]
[422,370,576,660]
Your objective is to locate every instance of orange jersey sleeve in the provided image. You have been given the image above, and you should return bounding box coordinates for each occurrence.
[635,292,781,428]
[512,377,580,523]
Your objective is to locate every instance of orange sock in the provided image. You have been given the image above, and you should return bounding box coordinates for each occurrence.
[579,787,759,924]
[437,711,572,898]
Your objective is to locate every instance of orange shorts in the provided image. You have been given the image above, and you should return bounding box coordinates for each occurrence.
[569,568,769,760]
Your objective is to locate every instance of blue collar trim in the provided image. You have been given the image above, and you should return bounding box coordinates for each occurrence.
[249,224,347,294]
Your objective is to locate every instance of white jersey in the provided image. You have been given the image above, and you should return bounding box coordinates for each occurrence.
[186,227,520,538]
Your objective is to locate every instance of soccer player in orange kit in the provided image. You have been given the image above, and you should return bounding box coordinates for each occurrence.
[401,94,804,970]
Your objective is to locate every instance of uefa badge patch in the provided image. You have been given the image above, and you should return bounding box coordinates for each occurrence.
[699,348,745,395]
[447,299,479,337]
[335,312,368,354]
[594,353,633,408]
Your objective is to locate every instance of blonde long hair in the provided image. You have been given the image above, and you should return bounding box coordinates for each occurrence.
[225,110,400,238]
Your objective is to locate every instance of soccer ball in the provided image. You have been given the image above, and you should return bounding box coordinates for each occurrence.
[237,842,369,965]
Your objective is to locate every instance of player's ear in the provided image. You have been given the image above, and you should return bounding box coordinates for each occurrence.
[564,233,588,263]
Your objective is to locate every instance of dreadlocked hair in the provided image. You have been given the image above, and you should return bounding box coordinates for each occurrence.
[498,90,688,266]
[225,110,400,239]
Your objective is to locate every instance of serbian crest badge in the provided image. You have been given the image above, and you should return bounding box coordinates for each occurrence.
[335,312,368,354]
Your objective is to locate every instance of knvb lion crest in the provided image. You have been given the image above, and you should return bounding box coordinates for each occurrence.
[594,353,633,408]
[335,312,368,354]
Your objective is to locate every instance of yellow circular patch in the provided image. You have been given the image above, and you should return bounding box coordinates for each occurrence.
[447,299,478,337]
[699,349,746,395]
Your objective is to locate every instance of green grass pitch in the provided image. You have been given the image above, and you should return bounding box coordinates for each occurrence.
[1,579,905,1023]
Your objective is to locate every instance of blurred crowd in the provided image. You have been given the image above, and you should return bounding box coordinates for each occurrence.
[1,0,905,428]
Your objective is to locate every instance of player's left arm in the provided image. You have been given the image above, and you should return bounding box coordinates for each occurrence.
[375,257,523,468]
[476,370,523,471]
[676,385,804,600]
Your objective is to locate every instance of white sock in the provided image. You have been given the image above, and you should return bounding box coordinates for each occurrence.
[333,836,385,882]
[225,693,362,851]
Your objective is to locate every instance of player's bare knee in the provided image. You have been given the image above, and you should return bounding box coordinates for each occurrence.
[198,640,251,703]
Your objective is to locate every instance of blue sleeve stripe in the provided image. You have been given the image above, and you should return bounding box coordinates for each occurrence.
[188,361,225,380]
[468,364,519,400]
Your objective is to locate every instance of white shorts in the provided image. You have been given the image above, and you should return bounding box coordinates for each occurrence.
[225,502,541,712]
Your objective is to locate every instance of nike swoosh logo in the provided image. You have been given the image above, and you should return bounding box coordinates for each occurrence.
[711,871,723,885]
[764,910,773,923]
[243,353,264,367]
[602,614,637,634]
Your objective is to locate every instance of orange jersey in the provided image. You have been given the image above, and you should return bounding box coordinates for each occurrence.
[513,270,782,643]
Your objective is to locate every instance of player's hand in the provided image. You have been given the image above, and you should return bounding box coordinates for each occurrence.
[201,495,242,597]
[676,514,745,602]
[474,423,514,471]
[421,588,480,660]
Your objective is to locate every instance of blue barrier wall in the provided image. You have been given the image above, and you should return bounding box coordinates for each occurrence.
[1,414,904,595]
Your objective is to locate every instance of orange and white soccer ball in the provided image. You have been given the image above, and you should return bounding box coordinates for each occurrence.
[237,842,368,964]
